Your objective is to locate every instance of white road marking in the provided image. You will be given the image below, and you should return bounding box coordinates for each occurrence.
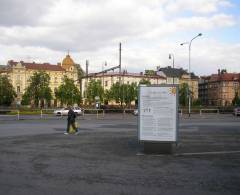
[137,150,240,156]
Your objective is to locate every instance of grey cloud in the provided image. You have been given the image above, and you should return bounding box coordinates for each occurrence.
[0,4,150,52]
[0,0,237,58]
[0,0,163,52]
[0,0,55,26]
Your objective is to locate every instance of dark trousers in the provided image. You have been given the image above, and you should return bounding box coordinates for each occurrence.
[67,119,78,133]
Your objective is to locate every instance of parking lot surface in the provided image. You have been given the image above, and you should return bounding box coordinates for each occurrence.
[0,114,239,195]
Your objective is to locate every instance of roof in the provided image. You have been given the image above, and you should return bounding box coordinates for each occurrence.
[209,73,240,82]
[8,60,65,71]
[62,54,74,65]
[158,66,187,77]
[87,71,166,79]
[157,66,199,79]
[62,54,75,69]
[190,72,199,79]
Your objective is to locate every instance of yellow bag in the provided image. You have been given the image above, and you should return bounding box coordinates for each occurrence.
[75,121,79,128]
[69,122,79,134]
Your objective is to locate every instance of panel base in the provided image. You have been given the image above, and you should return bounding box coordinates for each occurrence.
[143,142,173,154]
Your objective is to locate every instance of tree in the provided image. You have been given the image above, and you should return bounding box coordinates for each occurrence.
[179,83,190,107]
[85,79,104,104]
[108,82,121,105]
[123,83,138,107]
[107,82,138,107]
[104,89,111,105]
[232,92,240,106]
[55,76,81,106]
[192,99,201,106]
[139,79,151,85]
[21,92,31,105]
[23,71,52,107]
[144,70,156,76]
[0,75,16,106]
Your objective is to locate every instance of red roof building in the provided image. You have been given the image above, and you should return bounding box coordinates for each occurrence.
[2,55,79,107]
[199,70,240,106]
[8,60,65,72]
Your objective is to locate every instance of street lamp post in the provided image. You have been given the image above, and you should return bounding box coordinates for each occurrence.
[169,53,175,84]
[102,61,107,105]
[181,33,202,117]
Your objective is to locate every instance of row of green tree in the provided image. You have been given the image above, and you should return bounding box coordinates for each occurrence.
[0,72,152,107]
[85,78,154,107]
[85,79,147,107]
[0,72,81,107]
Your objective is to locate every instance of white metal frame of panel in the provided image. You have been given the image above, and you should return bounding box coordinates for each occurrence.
[138,84,179,142]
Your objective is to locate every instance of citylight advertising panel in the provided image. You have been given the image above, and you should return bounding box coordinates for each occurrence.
[138,85,178,142]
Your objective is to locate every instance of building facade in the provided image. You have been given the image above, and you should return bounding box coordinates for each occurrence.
[198,76,210,105]
[199,70,240,106]
[0,54,79,107]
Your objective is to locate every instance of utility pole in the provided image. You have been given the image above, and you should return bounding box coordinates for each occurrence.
[169,53,175,84]
[119,42,122,83]
[102,61,107,91]
[85,60,89,101]
[119,43,122,106]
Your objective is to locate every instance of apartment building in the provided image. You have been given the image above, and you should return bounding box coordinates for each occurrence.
[199,70,240,106]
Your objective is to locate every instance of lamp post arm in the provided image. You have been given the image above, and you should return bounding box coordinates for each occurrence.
[190,34,200,46]
[189,33,201,75]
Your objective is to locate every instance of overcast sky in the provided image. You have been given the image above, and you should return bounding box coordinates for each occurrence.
[0,0,239,76]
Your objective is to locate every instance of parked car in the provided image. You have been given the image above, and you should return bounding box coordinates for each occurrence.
[133,109,138,116]
[233,107,240,116]
[73,107,82,115]
[54,107,82,116]
[53,108,68,116]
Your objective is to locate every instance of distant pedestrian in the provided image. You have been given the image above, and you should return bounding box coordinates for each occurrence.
[64,106,78,135]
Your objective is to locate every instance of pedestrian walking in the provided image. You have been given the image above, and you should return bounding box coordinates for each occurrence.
[64,106,79,135]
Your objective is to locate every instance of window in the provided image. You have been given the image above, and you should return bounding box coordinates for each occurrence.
[105,81,108,87]
[234,82,238,90]
[17,86,20,93]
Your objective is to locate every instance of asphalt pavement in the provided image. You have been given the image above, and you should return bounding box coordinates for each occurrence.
[0,113,239,195]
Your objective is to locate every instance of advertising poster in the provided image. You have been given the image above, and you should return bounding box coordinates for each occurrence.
[139,85,178,142]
